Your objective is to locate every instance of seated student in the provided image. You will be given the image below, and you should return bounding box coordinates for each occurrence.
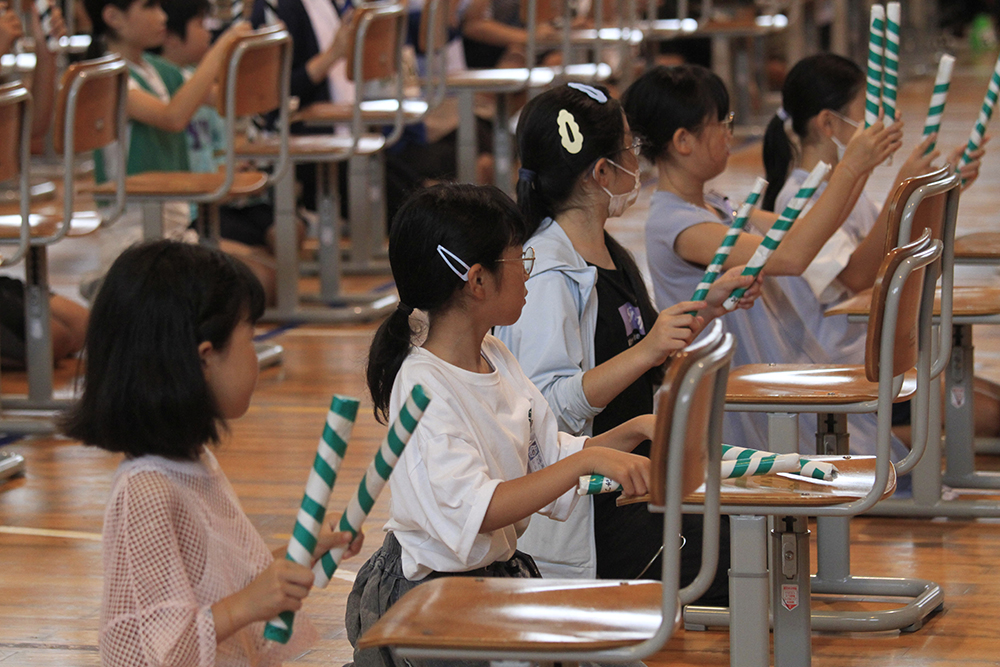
[0,0,62,147]
[157,0,282,302]
[458,0,561,69]
[763,53,996,443]
[622,64,903,455]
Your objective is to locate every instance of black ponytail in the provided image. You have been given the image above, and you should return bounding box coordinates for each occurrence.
[761,53,865,211]
[366,183,527,423]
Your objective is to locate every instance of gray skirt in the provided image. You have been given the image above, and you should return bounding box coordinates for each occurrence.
[345,532,540,667]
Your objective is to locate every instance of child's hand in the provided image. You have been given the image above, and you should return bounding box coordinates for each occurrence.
[313,526,365,565]
[0,3,24,55]
[702,266,761,317]
[841,115,904,175]
[586,447,651,497]
[639,302,703,366]
[947,135,990,191]
[219,19,253,46]
[895,133,939,185]
[213,558,315,641]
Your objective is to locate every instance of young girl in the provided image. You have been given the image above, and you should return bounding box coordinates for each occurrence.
[762,53,997,442]
[621,64,902,455]
[493,83,755,601]
[62,241,363,667]
[346,183,654,667]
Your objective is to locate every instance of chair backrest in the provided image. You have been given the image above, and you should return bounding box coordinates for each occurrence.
[346,2,406,83]
[648,321,732,604]
[418,0,451,106]
[0,81,32,266]
[53,54,129,243]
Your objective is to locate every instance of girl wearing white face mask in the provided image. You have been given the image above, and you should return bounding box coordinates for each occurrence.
[764,53,996,445]
[495,83,760,601]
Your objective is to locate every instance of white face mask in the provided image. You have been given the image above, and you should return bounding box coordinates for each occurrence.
[598,159,640,218]
[828,110,859,163]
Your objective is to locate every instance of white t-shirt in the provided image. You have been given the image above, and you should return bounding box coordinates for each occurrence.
[384,335,587,580]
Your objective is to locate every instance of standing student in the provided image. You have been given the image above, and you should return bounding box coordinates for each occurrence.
[346,184,657,667]
[763,53,996,441]
[621,64,902,455]
[62,241,364,666]
[494,83,758,602]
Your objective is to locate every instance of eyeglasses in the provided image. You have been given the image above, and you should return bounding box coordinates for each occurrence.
[497,247,536,276]
[719,111,735,132]
[619,137,644,157]
[829,109,861,129]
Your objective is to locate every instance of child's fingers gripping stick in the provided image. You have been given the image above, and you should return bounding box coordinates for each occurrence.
[688,177,768,314]
[263,395,360,644]
[723,161,831,310]
[312,385,432,589]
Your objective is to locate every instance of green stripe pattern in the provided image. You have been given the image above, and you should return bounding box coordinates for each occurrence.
[313,384,431,588]
[577,473,623,495]
[689,177,768,314]
[723,161,830,310]
[264,395,360,644]
[882,3,900,122]
[866,5,886,128]
[722,444,837,480]
[923,55,955,153]
[960,52,1000,170]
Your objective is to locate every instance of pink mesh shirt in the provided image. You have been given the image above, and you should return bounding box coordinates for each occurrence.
[100,449,316,667]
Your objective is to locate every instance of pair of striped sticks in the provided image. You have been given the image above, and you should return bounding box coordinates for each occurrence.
[865,3,901,128]
[263,386,431,644]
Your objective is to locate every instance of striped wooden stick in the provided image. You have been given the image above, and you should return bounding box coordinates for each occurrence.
[722,161,831,310]
[687,177,768,315]
[923,54,955,154]
[312,384,431,588]
[865,5,886,128]
[264,395,360,644]
[882,2,900,124]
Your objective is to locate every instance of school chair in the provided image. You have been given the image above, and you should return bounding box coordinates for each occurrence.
[238,2,406,323]
[358,320,734,666]
[682,195,949,654]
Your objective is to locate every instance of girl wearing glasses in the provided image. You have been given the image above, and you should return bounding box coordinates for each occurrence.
[495,83,756,603]
[348,183,659,667]
[764,53,995,443]
[622,64,905,458]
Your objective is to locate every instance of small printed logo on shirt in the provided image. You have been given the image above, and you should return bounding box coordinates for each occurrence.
[527,441,544,473]
[618,302,646,347]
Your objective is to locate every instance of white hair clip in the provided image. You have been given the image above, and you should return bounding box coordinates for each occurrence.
[567,82,608,103]
[557,109,584,154]
[436,244,471,281]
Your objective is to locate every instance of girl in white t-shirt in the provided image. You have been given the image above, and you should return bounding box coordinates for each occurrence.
[346,183,663,667]
[63,241,364,667]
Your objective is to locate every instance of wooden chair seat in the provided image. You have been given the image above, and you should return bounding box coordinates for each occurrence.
[234,134,386,159]
[621,455,896,508]
[293,99,429,125]
[446,67,556,90]
[0,211,100,238]
[955,231,1000,260]
[85,171,268,199]
[726,364,917,405]
[826,285,1000,318]
[358,578,676,654]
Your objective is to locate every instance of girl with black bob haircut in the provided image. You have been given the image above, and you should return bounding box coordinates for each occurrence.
[762,53,995,443]
[350,183,656,667]
[63,240,363,666]
[495,82,758,601]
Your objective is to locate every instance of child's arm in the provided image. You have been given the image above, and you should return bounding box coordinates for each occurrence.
[480,445,651,533]
[127,21,253,133]
[0,2,21,55]
[676,120,903,277]
[27,1,64,149]
[304,11,352,85]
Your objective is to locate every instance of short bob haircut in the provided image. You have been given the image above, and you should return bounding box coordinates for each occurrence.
[62,241,266,460]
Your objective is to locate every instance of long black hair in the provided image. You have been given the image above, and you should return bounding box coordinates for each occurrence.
[367,183,528,423]
[761,53,865,211]
[515,83,662,384]
[621,64,730,165]
[62,240,266,460]
[83,0,145,58]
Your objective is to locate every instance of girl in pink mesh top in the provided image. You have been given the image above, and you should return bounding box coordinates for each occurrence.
[62,240,363,667]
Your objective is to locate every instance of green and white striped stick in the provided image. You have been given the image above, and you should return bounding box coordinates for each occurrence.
[264,395,360,644]
[722,445,836,480]
[577,473,623,495]
[687,177,768,315]
[959,50,1000,169]
[882,3,900,123]
[923,54,955,154]
[865,4,886,128]
[312,384,431,588]
[722,161,831,311]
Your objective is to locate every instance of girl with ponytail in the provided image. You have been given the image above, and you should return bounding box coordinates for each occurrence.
[350,184,655,667]
[495,83,757,602]
[764,53,994,442]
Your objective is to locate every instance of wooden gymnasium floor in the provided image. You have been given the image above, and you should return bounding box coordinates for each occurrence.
[3,54,1000,667]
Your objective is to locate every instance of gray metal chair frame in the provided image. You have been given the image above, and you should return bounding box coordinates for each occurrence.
[359,321,733,666]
